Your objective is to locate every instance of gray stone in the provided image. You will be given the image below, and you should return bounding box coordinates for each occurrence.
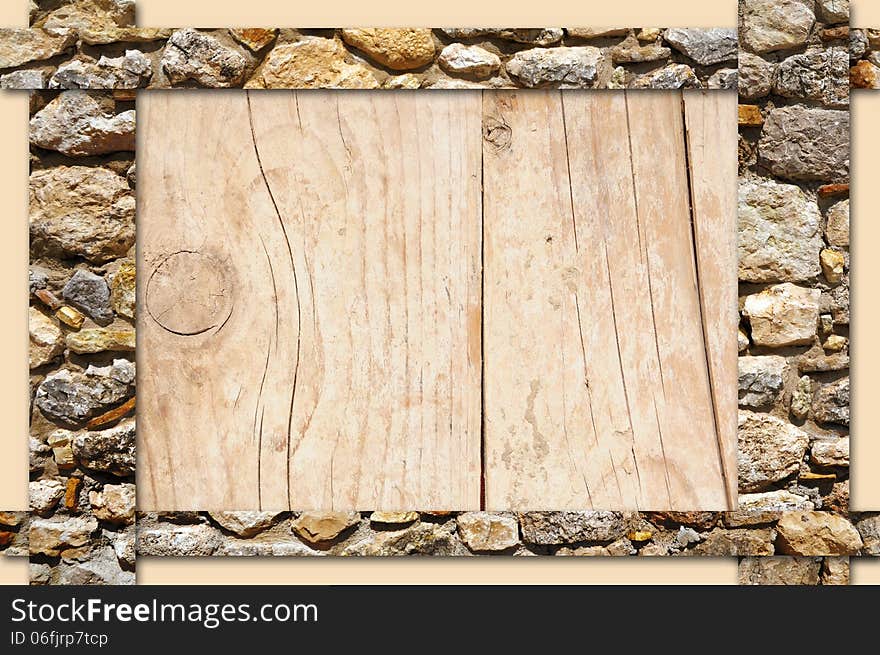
[738,410,810,492]
[773,49,849,107]
[57,546,134,585]
[812,377,849,426]
[791,375,812,420]
[817,0,849,24]
[29,268,48,294]
[739,0,816,54]
[628,64,699,89]
[29,91,135,156]
[825,199,849,247]
[109,526,136,567]
[209,511,284,537]
[162,28,247,87]
[339,521,469,556]
[738,179,822,283]
[738,355,788,408]
[739,556,821,585]
[35,360,135,426]
[438,43,500,79]
[610,37,670,63]
[685,528,774,556]
[49,50,152,89]
[708,68,737,89]
[851,29,868,61]
[856,515,880,554]
[663,28,737,65]
[29,479,65,514]
[737,52,774,99]
[506,46,609,88]
[726,490,814,527]
[29,166,135,264]
[1,69,47,89]
[810,437,849,466]
[759,106,849,182]
[62,269,113,324]
[72,419,136,476]
[519,512,627,544]
[138,523,222,556]
[743,283,820,347]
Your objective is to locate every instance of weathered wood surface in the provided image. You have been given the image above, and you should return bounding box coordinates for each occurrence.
[139,90,736,511]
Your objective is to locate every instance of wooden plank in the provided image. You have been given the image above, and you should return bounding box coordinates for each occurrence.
[683,90,739,508]
[482,90,734,510]
[138,90,482,510]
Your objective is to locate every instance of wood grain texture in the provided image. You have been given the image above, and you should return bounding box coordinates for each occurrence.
[139,90,736,511]
[138,90,483,510]
[482,90,736,510]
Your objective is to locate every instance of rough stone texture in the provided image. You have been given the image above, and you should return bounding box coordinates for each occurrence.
[856,515,880,554]
[776,511,863,555]
[629,63,699,89]
[738,52,775,99]
[1,69,47,89]
[29,307,63,369]
[825,199,849,247]
[71,419,136,476]
[663,28,737,65]
[438,43,500,79]
[62,269,113,324]
[89,483,135,524]
[161,29,246,87]
[369,511,420,525]
[810,438,849,467]
[818,0,849,24]
[790,375,812,420]
[29,479,65,515]
[35,361,135,426]
[759,107,849,182]
[743,284,821,347]
[29,166,135,264]
[137,524,222,556]
[738,411,810,492]
[66,327,136,354]
[739,0,816,54]
[229,28,277,52]
[209,511,284,537]
[739,556,822,585]
[738,179,821,283]
[29,91,135,156]
[820,248,846,285]
[29,516,98,557]
[812,378,850,426]
[341,28,435,71]
[245,38,379,89]
[773,49,849,107]
[519,512,627,544]
[506,46,609,88]
[738,356,788,408]
[0,27,75,68]
[850,60,880,89]
[292,512,360,543]
[49,50,152,89]
[610,37,670,64]
[456,513,520,552]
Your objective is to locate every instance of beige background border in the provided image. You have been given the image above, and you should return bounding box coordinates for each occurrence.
[1,0,873,585]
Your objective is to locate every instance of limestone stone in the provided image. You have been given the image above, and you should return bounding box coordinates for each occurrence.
[663,28,738,65]
[812,377,849,426]
[162,29,247,87]
[42,0,135,31]
[739,556,821,585]
[138,523,222,556]
[777,511,862,555]
[369,512,420,525]
[817,0,849,23]
[825,199,849,247]
[739,0,816,54]
[725,490,814,527]
[791,375,812,420]
[810,437,849,467]
[495,29,565,45]
[773,49,849,107]
[230,28,277,52]
[856,515,880,554]
[383,74,421,89]
[30,92,134,156]
[823,334,847,352]
[456,512,519,552]
[47,430,75,469]
[850,29,869,61]
[565,28,629,40]
[0,28,75,68]
[340,521,468,556]
[29,307,63,369]
[56,306,85,329]
[820,248,846,285]
[738,179,821,283]
[29,478,65,514]
[738,410,810,492]
[36,360,135,426]
[738,355,788,407]
[62,270,113,324]
[737,52,775,99]
[81,27,173,47]
[708,68,737,89]
[738,104,763,127]
[209,511,284,537]
[292,512,360,543]
[851,60,880,89]
[428,78,487,89]
[66,328,136,354]
[506,47,609,88]
[109,260,136,319]
[72,419,136,476]
[1,69,47,89]
[759,106,849,182]
[30,166,135,264]
[628,64,699,89]
[29,516,98,557]
[686,528,775,556]
[438,43,500,79]
[738,328,750,352]
[57,545,134,585]
[89,483,135,524]
[341,28,435,70]
[0,512,24,527]
[610,37,670,63]
[519,512,627,544]
[245,38,379,89]
[743,284,820,347]
[637,28,662,42]
[49,50,152,89]
[821,557,850,585]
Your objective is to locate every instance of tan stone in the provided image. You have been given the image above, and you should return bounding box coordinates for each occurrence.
[810,438,849,467]
[89,483,136,525]
[29,307,63,369]
[0,512,23,527]
[738,104,763,127]
[56,306,85,329]
[66,328,136,354]
[724,490,813,527]
[0,28,76,68]
[821,557,850,585]
[851,61,880,89]
[776,511,863,555]
[369,511,420,525]
[245,38,379,89]
[743,283,820,347]
[47,430,76,469]
[109,260,136,319]
[739,556,821,585]
[341,28,435,70]
[823,335,847,352]
[292,511,360,543]
[230,28,278,52]
[820,248,845,285]
[457,512,519,552]
[30,478,65,514]
[209,511,284,537]
[64,477,81,510]
[383,74,421,89]
[825,199,849,247]
[567,28,630,39]
[29,516,98,557]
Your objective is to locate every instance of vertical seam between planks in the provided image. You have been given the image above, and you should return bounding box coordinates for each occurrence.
[479,90,487,511]
[680,92,735,510]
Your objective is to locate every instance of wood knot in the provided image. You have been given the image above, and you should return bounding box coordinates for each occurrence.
[483,115,512,152]
[146,250,233,336]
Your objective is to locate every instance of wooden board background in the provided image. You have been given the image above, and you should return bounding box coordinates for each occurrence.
[138,89,737,511]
